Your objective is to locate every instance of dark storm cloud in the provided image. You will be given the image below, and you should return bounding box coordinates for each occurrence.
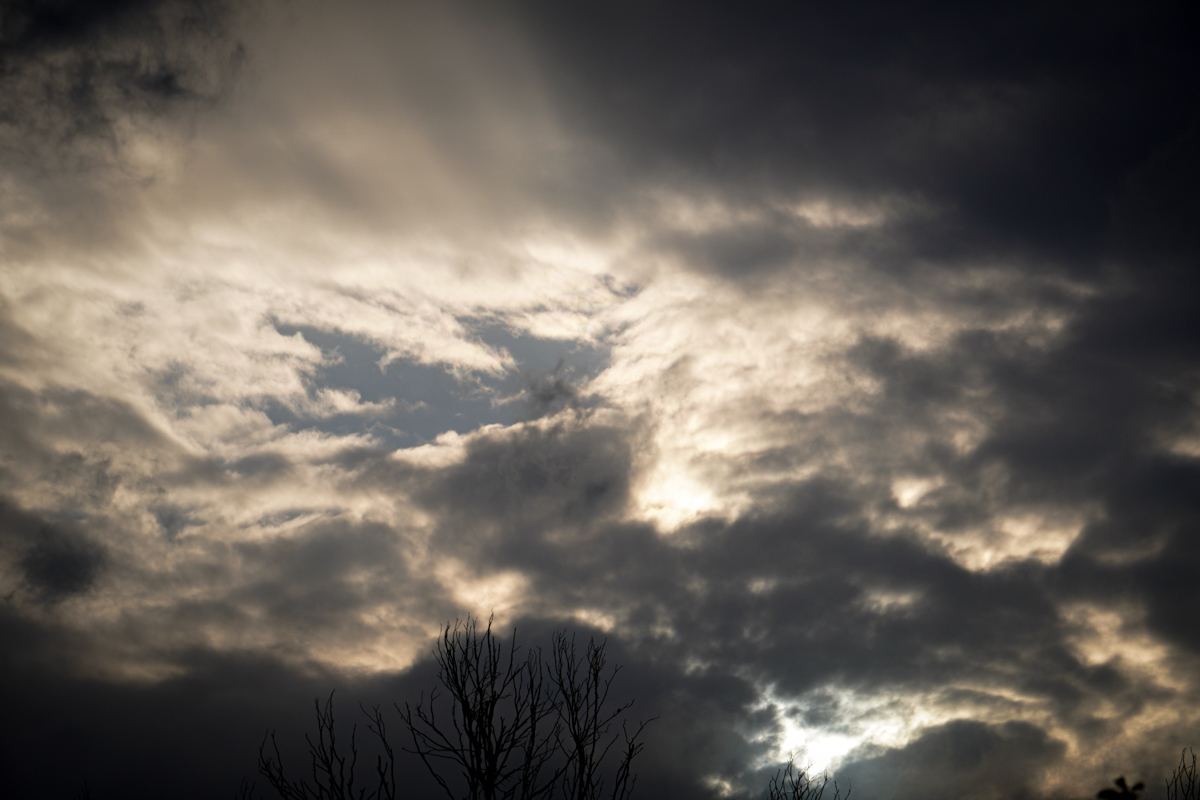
[417,418,633,546]
[20,523,107,600]
[0,378,170,519]
[854,265,1200,661]
[151,503,202,539]
[229,516,428,631]
[520,361,582,418]
[0,0,243,138]
[657,218,807,279]
[0,299,41,370]
[426,451,1070,705]
[399,316,1199,791]
[130,512,439,672]
[514,0,1196,274]
[0,0,245,258]
[0,605,757,800]
[0,606,457,800]
[1,1,1198,799]
[1107,125,1200,268]
[1,499,106,601]
[227,451,294,481]
[839,720,1068,800]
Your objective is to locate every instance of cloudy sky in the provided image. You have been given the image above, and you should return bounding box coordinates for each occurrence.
[2,1,1199,798]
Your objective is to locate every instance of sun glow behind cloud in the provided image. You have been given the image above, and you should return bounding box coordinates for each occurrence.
[757,684,951,776]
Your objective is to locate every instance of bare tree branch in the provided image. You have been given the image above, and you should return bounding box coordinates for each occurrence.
[258,691,396,800]
[254,617,651,800]
[1167,750,1198,800]
[767,758,849,800]
[549,633,654,800]
[398,615,561,800]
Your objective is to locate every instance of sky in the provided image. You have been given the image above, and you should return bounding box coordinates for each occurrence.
[2,1,1199,798]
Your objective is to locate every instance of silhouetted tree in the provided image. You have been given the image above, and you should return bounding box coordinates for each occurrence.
[549,632,650,800]
[254,616,651,800]
[400,617,652,800]
[400,616,561,800]
[258,692,397,800]
[1167,749,1198,800]
[766,759,848,800]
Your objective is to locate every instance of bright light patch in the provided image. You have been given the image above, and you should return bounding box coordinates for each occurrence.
[566,608,618,632]
[860,589,922,614]
[788,199,890,229]
[928,511,1089,571]
[633,470,726,532]
[436,560,531,623]
[755,684,949,775]
[1164,428,1200,459]
[891,476,943,508]
[702,775,738,798]
[1061,603,1184,684]
[748,577,779,594]
[775,724,862,777]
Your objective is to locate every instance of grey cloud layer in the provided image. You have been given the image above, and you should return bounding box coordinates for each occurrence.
[2,1,1199,799]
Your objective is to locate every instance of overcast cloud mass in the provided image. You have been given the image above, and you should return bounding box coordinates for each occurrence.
[3,1,1200,798]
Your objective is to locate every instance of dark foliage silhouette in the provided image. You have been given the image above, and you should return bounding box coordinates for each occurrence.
[1098,776,1144,800]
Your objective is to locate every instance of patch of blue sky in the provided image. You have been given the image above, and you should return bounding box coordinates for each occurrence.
[269,319,609,448]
